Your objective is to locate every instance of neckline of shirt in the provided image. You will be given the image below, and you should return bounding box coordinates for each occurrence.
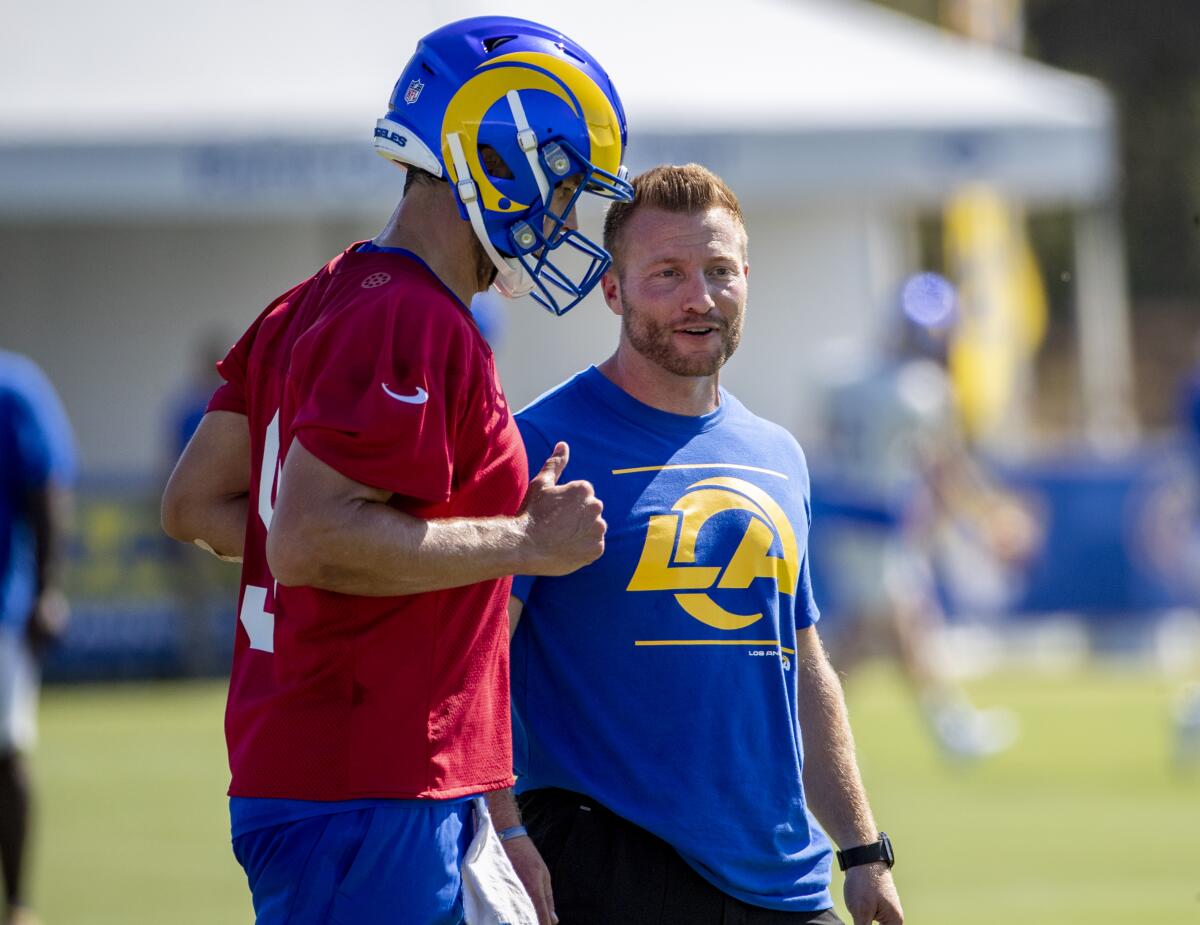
[352,241,472,314]
[575,366,731,436]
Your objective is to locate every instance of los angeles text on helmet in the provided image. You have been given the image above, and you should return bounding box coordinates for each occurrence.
[373,127,408,149]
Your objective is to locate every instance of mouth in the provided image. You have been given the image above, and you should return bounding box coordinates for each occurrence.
[675,324,719,338]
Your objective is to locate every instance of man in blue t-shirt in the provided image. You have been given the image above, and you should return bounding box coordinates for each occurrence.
[0,350,76,925]
[488,166,903,925]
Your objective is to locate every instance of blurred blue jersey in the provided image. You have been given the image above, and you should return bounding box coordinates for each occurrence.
[0,351,76,632]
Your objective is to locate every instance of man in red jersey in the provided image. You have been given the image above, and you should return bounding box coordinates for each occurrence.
[161,16,632,924]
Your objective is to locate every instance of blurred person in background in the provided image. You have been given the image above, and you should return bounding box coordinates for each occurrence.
[0,350,76,925]
[164,330,229,462]
[493,165,903,925]
[816,273,1039,761]
[161,16,630,925]
[162,332,237,676]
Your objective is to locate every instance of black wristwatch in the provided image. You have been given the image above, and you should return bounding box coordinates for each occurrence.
[836,832,894,871]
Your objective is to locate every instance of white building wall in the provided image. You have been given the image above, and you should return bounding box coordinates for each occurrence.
[0,219,362,474]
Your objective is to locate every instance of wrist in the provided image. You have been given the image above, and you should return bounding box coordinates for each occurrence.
[510,512,545,573]
[484,787,523,832]
[836,832,894,871]
[496,824,528,843]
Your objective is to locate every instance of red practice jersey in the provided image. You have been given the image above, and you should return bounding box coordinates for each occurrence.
[208,245,527,801]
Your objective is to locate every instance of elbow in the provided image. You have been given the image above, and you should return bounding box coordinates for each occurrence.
[265,513,324,588]
[265,527,310,588]
[160,482,193,544]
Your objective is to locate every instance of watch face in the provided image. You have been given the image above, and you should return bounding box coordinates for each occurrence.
[880,832,895,867]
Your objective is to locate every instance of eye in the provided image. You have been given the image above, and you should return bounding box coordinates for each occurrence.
[554,177,581,199]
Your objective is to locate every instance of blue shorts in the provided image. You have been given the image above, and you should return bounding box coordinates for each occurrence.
[232,801,474,925]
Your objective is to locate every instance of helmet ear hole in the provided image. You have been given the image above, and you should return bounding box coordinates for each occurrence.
[479,145,515,181]
[558,45,586,64]
[482,35,517,52]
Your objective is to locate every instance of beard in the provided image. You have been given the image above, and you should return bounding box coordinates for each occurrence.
[470,233,499,290]
[621,297,744,377]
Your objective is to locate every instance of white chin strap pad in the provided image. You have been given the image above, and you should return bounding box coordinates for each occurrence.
[507,90,552,205]
[445,131,533,298]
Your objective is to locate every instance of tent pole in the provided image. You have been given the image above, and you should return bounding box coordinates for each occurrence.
[1073,203,1139,450]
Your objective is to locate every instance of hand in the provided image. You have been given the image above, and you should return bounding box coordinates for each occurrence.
[520,442,606,576]
[843,864,903,925]
[501,835,558,925]
[26,588,69,659]
[984,498,1040,564]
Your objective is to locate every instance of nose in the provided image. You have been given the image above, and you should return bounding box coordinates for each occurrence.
[681,271,717,314]
[542,202,579,242]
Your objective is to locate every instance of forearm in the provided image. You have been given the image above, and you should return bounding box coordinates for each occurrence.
[797,636,878,848]
[161,411,251,560]
[269,501,530,597]
[268,437,604,597]
[29,485,71,594]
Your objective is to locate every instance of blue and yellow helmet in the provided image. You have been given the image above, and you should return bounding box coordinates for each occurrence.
[374,16,634,315]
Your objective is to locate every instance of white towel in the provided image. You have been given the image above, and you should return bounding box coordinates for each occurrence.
[461,797,539,925]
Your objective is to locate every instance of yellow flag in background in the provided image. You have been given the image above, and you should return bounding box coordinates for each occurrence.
[943,184,1048,442]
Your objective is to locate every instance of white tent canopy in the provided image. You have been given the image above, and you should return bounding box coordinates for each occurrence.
[0,0,1115,215]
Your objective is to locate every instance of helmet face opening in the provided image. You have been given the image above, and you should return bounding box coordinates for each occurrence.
[505,139,634,315]
[373,16,634,316]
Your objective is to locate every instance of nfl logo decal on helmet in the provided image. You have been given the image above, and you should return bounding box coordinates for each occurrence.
[373,16,634,315]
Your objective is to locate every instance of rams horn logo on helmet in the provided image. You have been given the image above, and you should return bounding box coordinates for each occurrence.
[440,51,623,214]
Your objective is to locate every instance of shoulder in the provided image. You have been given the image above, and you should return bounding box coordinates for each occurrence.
[0,351,69,430]
[516,369,594,427]
[720,392,810,483]
[723,392,806,456]
[0,350,51,400]
[298,260,483,371]
[0,352,76,478]
[513,370,596,456]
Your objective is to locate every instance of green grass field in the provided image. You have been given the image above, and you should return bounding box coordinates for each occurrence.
[27,666,1200,924]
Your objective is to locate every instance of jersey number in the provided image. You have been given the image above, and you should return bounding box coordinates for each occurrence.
[240,410,281,653]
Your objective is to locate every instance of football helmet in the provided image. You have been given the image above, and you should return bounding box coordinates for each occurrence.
[374,16,634,315]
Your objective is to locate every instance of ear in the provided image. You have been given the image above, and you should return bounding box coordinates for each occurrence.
[600,269,623,316]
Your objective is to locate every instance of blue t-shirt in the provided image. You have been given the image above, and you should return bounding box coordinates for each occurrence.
[511,367,834,913]
[0,351,77,632]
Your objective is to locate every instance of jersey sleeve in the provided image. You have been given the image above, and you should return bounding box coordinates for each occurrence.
[509,415,555,604]
[208,286,301,416]
[288,298,470,502]
[796,452,821,629]
[208,318,258,416]
[7,363,77,491]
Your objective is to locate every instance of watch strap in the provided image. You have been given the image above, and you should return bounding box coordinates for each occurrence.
[836,832,894,871]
